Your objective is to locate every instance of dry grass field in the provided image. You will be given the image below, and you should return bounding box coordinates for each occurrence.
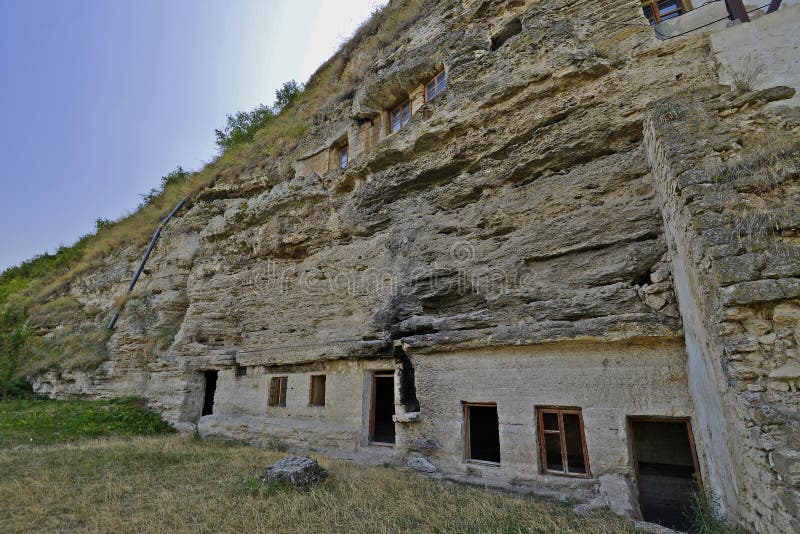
[0,434,640,534]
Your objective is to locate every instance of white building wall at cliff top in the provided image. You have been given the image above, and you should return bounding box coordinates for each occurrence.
[710,4,800,107]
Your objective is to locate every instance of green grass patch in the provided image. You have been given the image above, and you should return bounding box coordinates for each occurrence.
[0,397,173,448]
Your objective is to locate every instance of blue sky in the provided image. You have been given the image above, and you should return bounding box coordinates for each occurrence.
[0,0,385,271]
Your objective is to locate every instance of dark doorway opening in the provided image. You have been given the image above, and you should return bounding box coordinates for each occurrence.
[630,418,700,531]
[370,372,395,445]
[202,370,218,416]
[464,403,501,464]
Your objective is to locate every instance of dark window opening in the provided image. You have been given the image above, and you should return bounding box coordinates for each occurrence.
[202,370,218,416]
[490,17,522,51]
[537,407,590,477]
[339,145,348,169]
[641,0,687,25]
[464,403,501,464]
[235,364,247,378]
[390,100,411,133]
[370,372,395,445]
[425,70,447,101]
[269,376,287,407]
[309,375,326,407]
[630,418,700,532]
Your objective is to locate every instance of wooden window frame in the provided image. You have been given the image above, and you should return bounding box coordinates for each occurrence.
[641,0,689,25]
[463,401,501,466]
[268,376,288,407]
[425,70,447,102]
[309,374,326,407]
[389,99,411,134]
[368,371,395,446]
[536,406,591,478]
[627,416,701,489]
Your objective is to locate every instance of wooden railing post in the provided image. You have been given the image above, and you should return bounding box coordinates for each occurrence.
[725,0,752,22]
[766,0,783,13]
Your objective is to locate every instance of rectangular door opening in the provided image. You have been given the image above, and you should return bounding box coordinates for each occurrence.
[202,370,218,416]
[464,403,501,464]
[630,417,700,532]
[369,372,395,445]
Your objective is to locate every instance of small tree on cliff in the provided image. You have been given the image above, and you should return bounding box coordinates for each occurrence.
[214,80,304,152]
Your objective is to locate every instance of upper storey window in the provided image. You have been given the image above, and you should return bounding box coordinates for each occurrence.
[339,145,349,169]
[390,100,412,133]
[425,70,447,101]
[641,0,687,25]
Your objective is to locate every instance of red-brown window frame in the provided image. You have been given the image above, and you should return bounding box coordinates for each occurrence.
[463,401,501,466]
[641,0,689,24]
[368,371,395,446]
[536,406,591,478]
[309,374,326,407]
[268,376,287,407]
[425,69,447,102]
[389,99,411,134]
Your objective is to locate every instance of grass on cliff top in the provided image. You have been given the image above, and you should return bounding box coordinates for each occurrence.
[0,434,638,534]
[0,397,173,448]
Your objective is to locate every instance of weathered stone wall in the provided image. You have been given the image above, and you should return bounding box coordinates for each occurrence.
[200,358,396,457]
[404,342,693,496]
[644,86,800,532]
[198,339,693,512]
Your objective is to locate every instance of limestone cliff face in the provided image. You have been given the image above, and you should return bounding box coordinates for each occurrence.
[26,1,800,531]
[33,0,714,403]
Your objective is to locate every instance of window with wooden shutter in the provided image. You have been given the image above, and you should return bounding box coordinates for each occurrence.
[268,376,287,407]
[309,375,326,407]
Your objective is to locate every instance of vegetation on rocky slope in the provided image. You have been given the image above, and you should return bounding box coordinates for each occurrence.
[0,434,637,533]
[0,0,431,384]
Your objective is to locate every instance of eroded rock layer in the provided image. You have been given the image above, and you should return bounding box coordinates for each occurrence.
[28,0,800,531]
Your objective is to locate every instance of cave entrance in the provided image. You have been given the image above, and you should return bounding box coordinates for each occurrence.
[369,372,396,445]
[629,417,700,531]
[202,370,218,416]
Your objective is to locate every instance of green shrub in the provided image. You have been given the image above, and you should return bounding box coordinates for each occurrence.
[687,485,746,534]
[138,166,191,208]
[273,80,303,111]
[0,306,36,400]
[214,80,304,152]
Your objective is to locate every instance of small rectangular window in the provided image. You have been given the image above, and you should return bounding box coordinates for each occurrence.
[268,376,287,407]
[390,100,411,133]
[464,402,501,464]
[235,364,247,378]
[309,375,326,406]
[537,407,590,477]
[425,70,447,101]
[641,0,686,25]
[339,145,348,169]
